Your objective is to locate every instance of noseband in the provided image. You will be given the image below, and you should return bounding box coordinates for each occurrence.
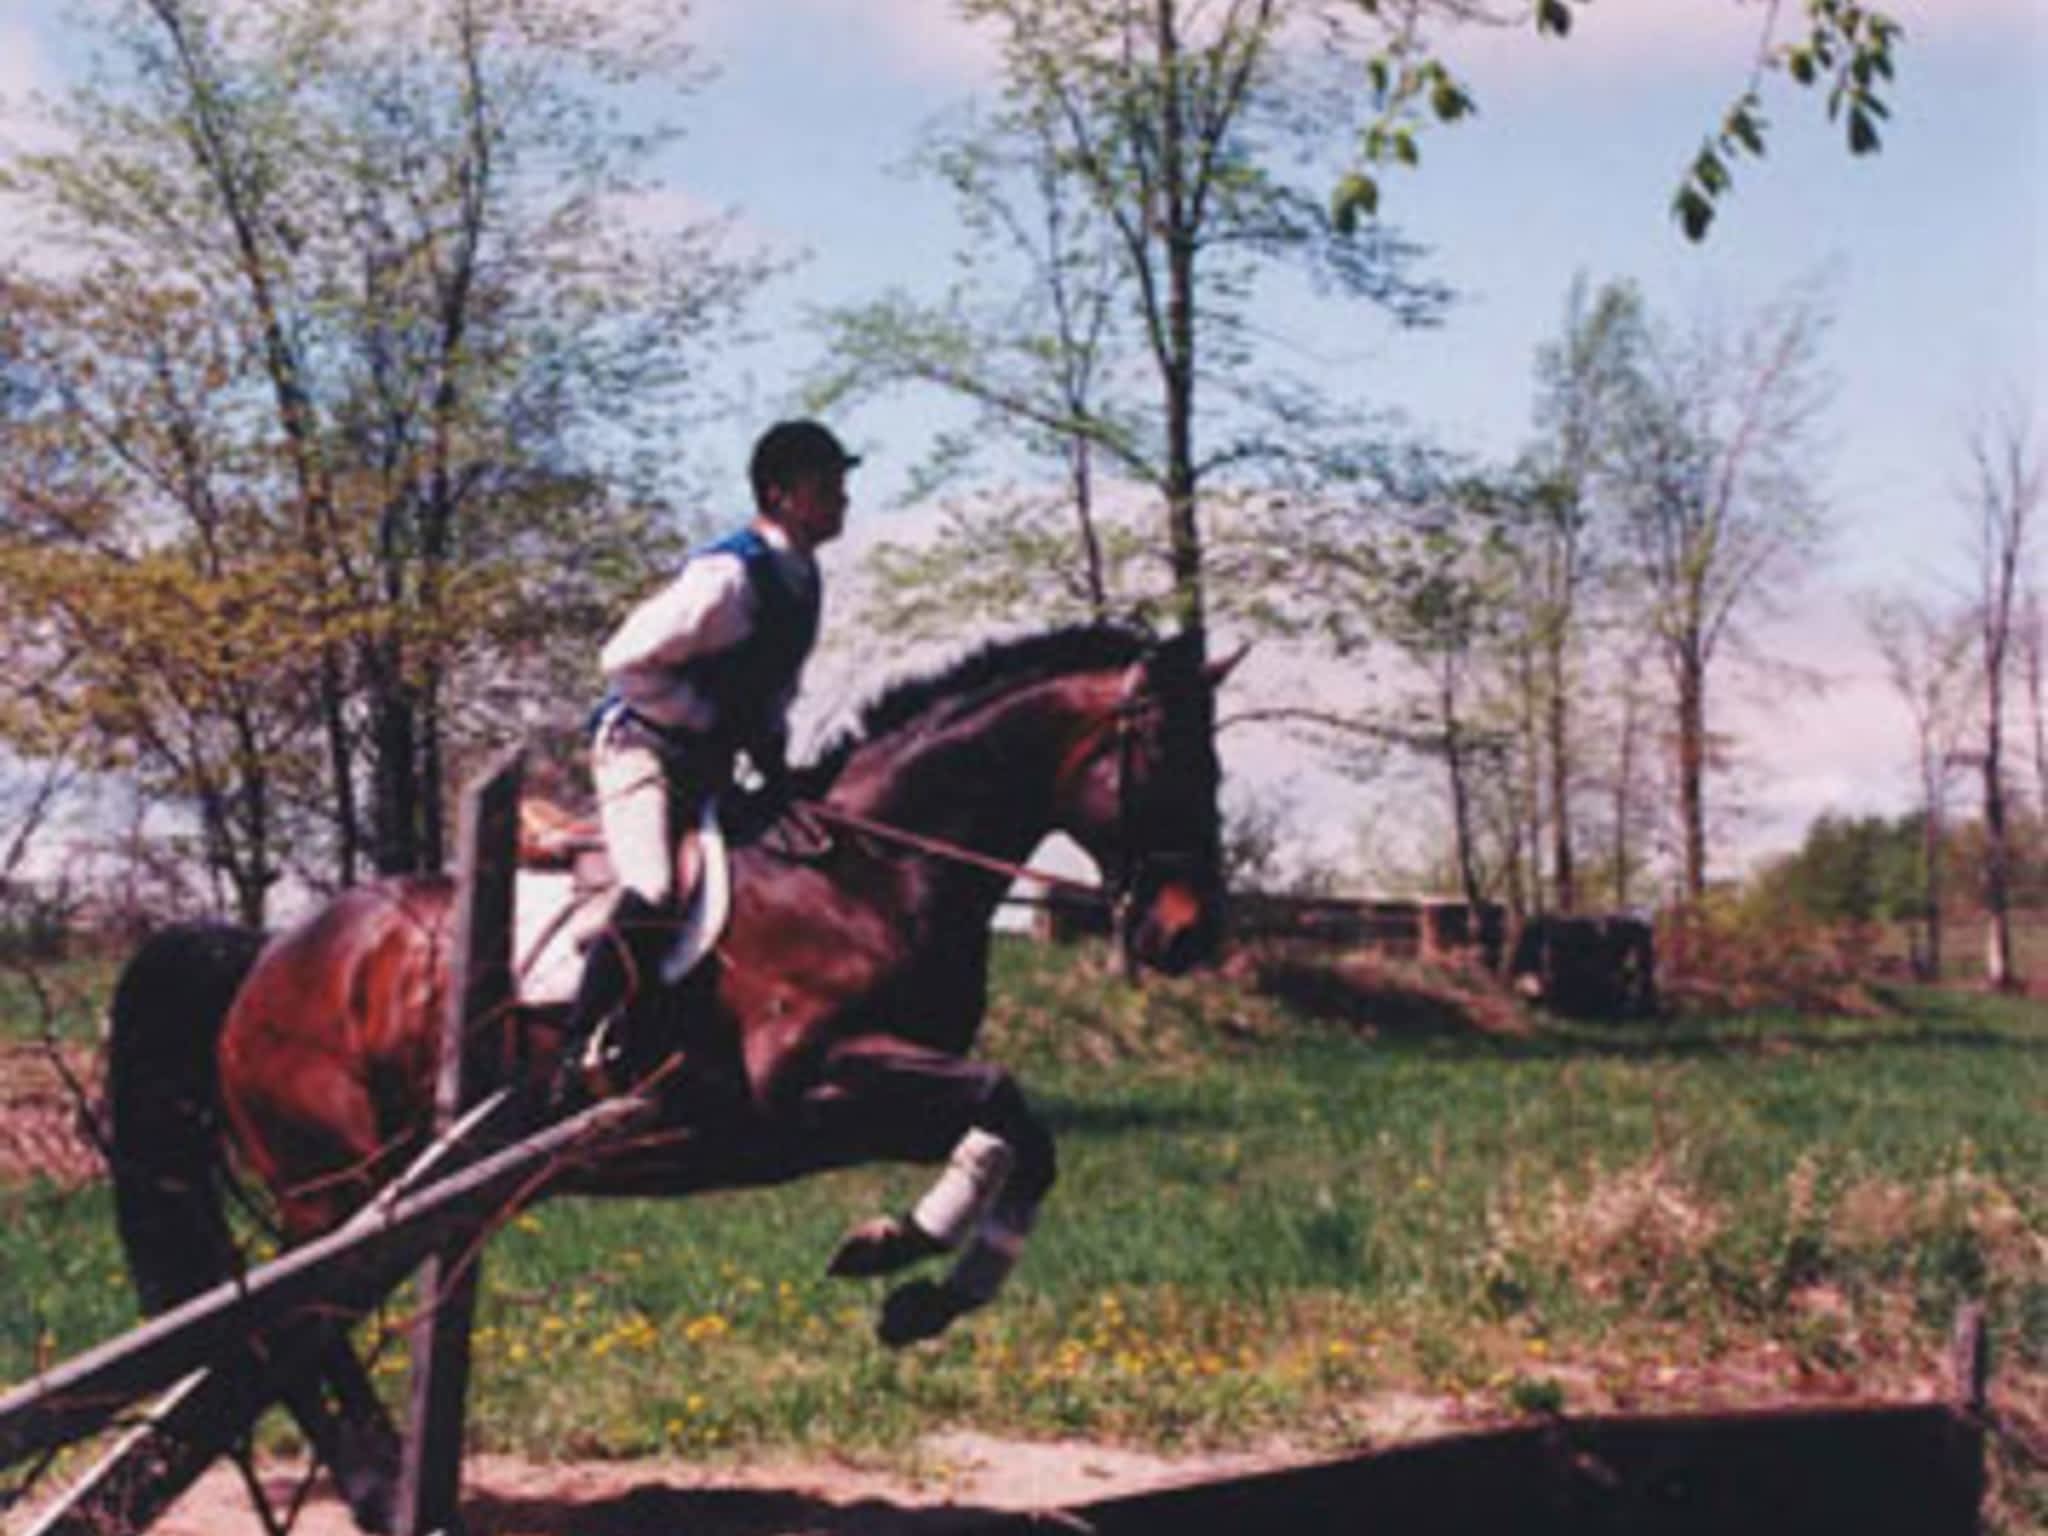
[1051,684,1207,923]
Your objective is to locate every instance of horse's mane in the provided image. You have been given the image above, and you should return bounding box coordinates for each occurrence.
[793,622,1152,797]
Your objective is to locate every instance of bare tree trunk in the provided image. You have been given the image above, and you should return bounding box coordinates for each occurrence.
[1677,647,1708,900]
[1515,642,1543,916]
[1921,795,1945,981]
[1981,743,2014,989]
[1157,0,1203,652]
[1971,413,2037,992]
[1547,674,1576,912]
[1611,677,1645,909]
[1070,434,1107,618]
[1442,656,1482,910]
[2024,587,2048,821]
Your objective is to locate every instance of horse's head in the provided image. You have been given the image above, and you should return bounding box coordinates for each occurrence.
[1055,631,1243,976]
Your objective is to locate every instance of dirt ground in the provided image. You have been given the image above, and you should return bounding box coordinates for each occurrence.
[141,1428,1415,1535]
[0,1043,106,1190]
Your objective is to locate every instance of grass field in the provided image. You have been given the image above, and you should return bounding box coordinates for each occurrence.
[2,940,2042,1527]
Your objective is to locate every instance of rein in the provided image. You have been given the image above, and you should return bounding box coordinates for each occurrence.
[794,799,1110,906]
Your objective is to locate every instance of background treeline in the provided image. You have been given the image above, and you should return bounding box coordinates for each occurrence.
[5,0,2038,987]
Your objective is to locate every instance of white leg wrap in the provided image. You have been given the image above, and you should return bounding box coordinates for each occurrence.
[910,1129,1014,1249]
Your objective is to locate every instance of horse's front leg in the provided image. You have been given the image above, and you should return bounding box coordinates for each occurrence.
[797,1034,1056,1347]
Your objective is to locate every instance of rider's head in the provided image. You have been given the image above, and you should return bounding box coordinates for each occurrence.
[751,419,859,553]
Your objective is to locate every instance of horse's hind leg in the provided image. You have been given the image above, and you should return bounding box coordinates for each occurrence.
[803,1036,1056,1346]
[317,1340,405,1532]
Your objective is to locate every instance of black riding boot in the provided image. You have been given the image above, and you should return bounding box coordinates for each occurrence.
[553,889,671,1108]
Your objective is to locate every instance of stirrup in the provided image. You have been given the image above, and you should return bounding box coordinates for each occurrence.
[576,1014,630,1098]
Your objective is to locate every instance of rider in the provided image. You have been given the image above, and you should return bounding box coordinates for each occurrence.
[559,418,857,1102]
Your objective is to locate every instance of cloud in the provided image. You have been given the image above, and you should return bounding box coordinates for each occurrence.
[690,0,1000,87]
[0,17,51,137]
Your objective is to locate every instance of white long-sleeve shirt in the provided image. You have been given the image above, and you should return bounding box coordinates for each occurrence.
[600,520,817,737]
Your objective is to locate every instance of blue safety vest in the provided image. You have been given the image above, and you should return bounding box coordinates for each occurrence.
[592,526,819,753]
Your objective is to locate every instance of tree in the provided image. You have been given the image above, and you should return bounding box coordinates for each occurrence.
[1592,656,1662,909]
[1757,811,1918,925]
[1962,404,2042,991]
[1513,275,1649,912]
[833,0,1444,652]
[2021,585,2048,824]
[1,0,757,908]
[1607,289,1831,900]
[1366,489,1519,908]
[1862,593,1974,978]
[814,96,1136,634]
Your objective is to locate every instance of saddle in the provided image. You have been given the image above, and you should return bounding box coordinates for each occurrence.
[512,798,733,1009]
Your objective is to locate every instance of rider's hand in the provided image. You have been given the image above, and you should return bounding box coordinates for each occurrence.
[746,733,794,818]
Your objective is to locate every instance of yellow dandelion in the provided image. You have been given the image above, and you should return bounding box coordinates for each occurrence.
[682,1312,730,1344]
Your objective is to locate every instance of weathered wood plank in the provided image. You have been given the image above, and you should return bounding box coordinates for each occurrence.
[397,746,523,1536]
[0,1093,649,1472]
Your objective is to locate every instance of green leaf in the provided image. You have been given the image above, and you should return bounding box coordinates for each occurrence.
[1536,0,1573,37]
[1333,173,1378,233]
[1692,146,1729,194]
[1847,105,1880,154]
[1724,104,1766,157]
[1674,185,1715,242]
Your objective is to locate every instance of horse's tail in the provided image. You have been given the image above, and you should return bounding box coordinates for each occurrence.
[107,922,269,1315]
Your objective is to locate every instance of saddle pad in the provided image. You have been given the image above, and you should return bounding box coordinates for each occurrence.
[513,800,732,1008]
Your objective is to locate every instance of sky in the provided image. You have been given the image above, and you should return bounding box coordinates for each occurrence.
[677,0,2047,883]
[6,0,2045,893]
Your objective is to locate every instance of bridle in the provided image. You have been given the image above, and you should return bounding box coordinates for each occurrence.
[1052,672,1212,923]
[798,661,1210,921]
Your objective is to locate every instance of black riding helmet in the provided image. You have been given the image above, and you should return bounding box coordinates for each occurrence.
[749,419,861,507]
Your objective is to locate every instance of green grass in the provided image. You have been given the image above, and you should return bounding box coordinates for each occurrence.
[0,953,116,1044]
[2,941,2041,1521]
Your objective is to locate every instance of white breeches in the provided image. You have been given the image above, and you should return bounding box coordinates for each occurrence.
[592,727,692,906]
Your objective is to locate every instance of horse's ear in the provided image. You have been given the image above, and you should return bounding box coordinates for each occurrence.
[1204,642,1250,689]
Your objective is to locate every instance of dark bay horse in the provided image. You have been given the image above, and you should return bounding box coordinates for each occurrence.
[105,623,1233,1530]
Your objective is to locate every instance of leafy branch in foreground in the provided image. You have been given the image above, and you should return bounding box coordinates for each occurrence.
[1327,1,1904,243]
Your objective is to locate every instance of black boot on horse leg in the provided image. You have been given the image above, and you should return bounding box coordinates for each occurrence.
[877,1119,1055,1348]
[826,1128,1012,1279]
[810,1044,1058,1346]
[553,889,673,1108]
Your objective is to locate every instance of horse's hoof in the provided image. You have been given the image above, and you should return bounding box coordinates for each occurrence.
[827,1214,944,1279]
[342,1476,396,1535]
[876,1278,967,1348]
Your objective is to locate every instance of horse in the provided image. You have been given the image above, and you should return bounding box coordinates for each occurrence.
[104,622,1236,1532]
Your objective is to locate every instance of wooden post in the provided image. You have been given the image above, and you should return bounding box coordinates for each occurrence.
[396,746,524,1536]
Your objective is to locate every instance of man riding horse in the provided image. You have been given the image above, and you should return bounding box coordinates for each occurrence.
[562,418,857,1103]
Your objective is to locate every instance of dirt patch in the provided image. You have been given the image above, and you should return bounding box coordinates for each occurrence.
[0,1043,106,1189]
[139,1434,1340,1535]
[1243,947,1531,1040]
